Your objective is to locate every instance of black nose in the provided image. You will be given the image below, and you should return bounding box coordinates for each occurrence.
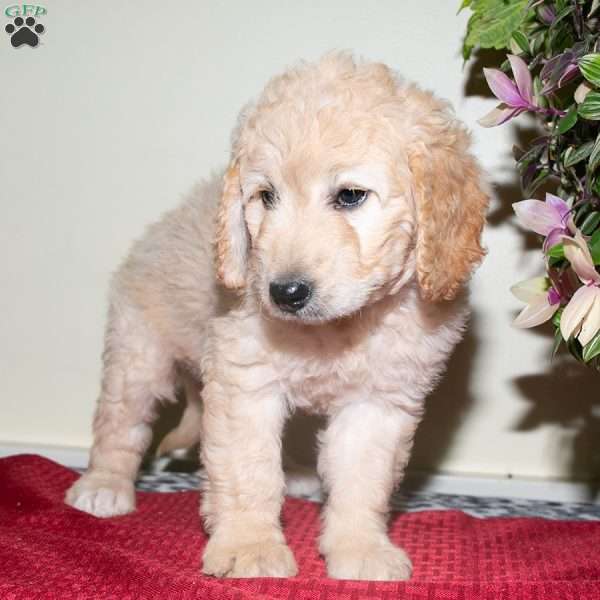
[269,279,312,312]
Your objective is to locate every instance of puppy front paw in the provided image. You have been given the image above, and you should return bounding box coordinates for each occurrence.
[202,537,298,578]
[65,472,135,518]
[325,541,412,581]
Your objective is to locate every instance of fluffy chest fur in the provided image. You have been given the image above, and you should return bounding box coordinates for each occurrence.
[235,285,470,417]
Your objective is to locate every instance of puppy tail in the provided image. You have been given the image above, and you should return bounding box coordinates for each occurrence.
[156,393,203,456]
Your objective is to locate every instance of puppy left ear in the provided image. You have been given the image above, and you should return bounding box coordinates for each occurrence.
[409,118,489,302]
[215,161,248,289]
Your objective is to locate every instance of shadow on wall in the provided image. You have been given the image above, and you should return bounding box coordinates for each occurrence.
[513,342,600,500]
[463,48,505,100]
[282,412,325,467]
[409,314,478,476]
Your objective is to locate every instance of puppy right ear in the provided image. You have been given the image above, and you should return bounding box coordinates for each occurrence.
[215,161,248,289]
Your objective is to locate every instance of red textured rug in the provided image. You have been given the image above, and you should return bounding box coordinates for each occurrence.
[1,455,600,599]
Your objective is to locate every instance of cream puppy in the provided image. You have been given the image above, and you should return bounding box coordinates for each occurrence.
[66,53,488,581]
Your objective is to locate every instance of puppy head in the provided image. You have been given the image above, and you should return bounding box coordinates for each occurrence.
[216,54,488,322]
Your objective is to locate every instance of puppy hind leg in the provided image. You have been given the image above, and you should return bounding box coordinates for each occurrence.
[65,303,175,517]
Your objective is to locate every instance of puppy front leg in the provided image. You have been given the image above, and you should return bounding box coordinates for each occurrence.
[318,401,419,581]
[200,372,297,578]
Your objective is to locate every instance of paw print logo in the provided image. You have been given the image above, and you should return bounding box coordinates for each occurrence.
[5,16,45,48]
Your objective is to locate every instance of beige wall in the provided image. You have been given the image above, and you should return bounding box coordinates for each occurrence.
[1,0,598,481]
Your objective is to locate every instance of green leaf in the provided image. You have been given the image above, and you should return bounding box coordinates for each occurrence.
[547,243,565,259]
[588,132,600,172]
[552,327,563,358]
[564,141,595,167]
[531,29,546,55]
[567,336,584,361]
[463,14,477,60]
[581,212,600,235]
[579,54,600,87]
[464,0,530,52]
[533,74,543,99]
[578,91,600,120]
[548,23,573,56]
[458,0,472,11]
[557,104,578,134]
[550,4,575,28]
[590,229,600,264]
[511,30,530,54]
[583,330,600,362]
[552,307,564,328]
[523,167,550,196]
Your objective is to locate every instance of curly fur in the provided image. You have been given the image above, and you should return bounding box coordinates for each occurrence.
[65,53,488,581]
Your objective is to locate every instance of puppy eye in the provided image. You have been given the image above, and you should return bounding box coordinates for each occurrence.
[335,188,368,209]
[260,189,276,209]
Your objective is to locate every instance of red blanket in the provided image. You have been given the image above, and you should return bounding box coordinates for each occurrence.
[1,455,599,599]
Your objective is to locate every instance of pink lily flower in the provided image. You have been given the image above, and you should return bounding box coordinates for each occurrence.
[560,231,600,345]
[512,276,561,328]
[512,193,575,251]
[479,55,536,127]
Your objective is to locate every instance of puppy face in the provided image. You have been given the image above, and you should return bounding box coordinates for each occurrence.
[238,123,414,323]
[215,54,488,322]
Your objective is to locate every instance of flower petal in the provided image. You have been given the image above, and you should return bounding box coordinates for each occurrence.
[513,199,562,236]
[545,193,571,222]
[477,105,522,127]
[563,231,600,284]
[483,68,527,107]
[548,286,562,305]
[575,81,593,104]
[560,284,596,340]
[514,295,559,328]
[579,289,600,345]
[508,55,534,105]
[544,228,566,252]
[511,276,549,303]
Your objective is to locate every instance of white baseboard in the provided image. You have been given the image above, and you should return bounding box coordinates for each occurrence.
[1,442,597,504]
[403,471,598,504]
[0,442,90,469]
